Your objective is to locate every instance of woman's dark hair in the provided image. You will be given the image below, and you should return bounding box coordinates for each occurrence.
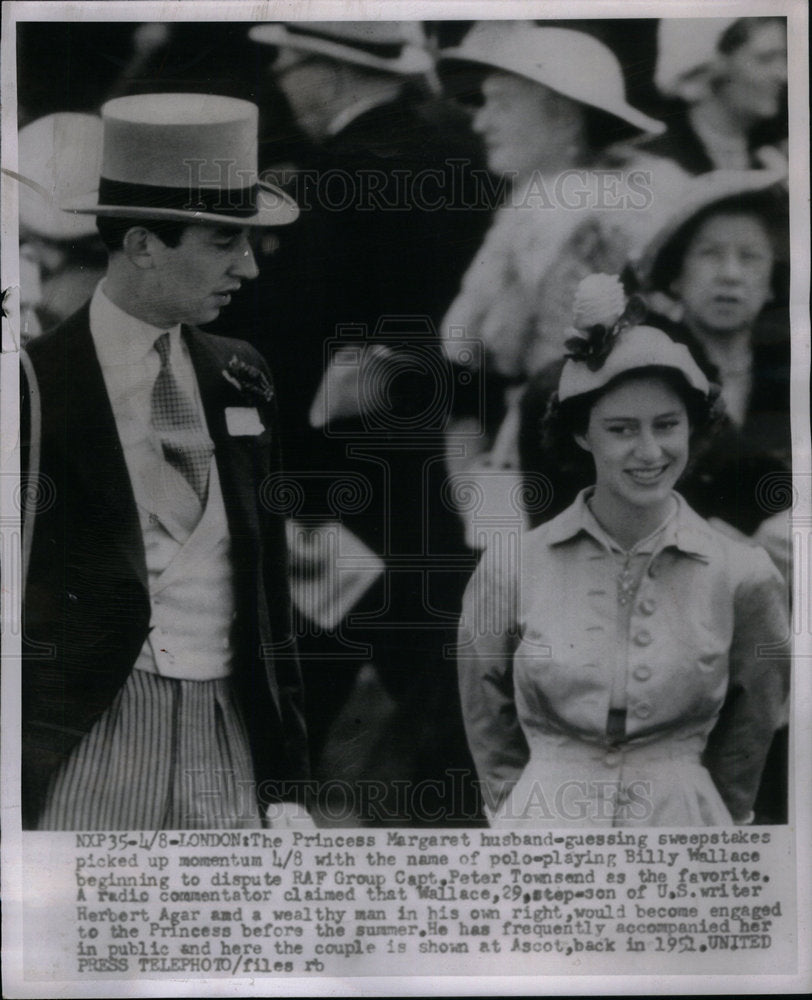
[95,216,189,253]
[717,16,786,56]
[542,366,721,468]
[647,191,788,303]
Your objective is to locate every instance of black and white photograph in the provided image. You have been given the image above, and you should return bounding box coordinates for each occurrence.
[1,0,809,994]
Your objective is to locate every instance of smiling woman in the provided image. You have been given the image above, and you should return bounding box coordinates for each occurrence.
[457,274,789,829]
[573,374,691,550]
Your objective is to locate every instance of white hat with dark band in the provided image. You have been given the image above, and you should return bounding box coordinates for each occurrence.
[62,93,299,228]
[558,325,710,403]
[557,274,710,403]
[249,22,433,76]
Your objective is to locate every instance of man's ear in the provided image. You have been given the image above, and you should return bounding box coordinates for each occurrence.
[121,226,159,269]
[574,432,591,453]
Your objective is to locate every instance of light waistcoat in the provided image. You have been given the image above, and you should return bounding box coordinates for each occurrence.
[90,284,236,680]
[131,454,236,679]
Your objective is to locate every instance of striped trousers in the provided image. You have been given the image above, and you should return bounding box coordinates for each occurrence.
[37,669,263,830]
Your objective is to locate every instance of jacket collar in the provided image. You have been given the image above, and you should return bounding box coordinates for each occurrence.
[42,303,150,591]
[49,311,266,594]
[547,488,715,562]
[183,328,264,551]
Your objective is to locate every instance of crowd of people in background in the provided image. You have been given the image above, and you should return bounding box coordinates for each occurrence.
[16,17,792,827]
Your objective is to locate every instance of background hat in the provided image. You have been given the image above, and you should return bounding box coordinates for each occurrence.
[439,22,664,136]
[249,21,433,75]
[654,18,738,101]
[62,93,298,227]
[558,324,710,402]
[18,113,103,240]
[635,163,788,290]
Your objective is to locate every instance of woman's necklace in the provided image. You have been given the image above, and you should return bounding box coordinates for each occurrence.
[587,495,678,606]
[617,554,638,607]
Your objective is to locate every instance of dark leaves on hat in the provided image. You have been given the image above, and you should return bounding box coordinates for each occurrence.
[564,293,649,371]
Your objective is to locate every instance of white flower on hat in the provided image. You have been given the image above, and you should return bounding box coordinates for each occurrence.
[572,273,627,331]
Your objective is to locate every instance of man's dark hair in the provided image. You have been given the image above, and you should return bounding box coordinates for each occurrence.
[96,216,189,253]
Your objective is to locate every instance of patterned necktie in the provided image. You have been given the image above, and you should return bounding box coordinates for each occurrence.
[151,332,213,505]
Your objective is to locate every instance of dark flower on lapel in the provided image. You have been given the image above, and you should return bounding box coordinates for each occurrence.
[223,355,274,403]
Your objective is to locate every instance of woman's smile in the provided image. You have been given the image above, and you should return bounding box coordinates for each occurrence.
[576,374,691,545]
[625,462,672,485]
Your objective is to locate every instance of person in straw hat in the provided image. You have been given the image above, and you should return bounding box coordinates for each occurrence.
[434,21,676,557]
[244,21,487,820]
[636,167,790,487]
[457,273,789,828]
[438,20,668,380]
[637,16,787,174]
[17,113,107,340]
[21,93,312,830]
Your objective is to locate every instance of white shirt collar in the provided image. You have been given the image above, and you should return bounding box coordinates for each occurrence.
[549,488,713,562]
[89,280,182,373]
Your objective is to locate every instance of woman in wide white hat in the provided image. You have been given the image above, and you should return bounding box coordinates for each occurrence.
[435,22,675,548]
[638,16,787,174]
[440,22,668,377]
[457,273,789,828]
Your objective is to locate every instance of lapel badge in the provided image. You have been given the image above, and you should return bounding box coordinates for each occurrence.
[225,406,265,436]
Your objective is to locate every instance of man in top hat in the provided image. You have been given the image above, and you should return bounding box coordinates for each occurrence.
[21,93,311,830]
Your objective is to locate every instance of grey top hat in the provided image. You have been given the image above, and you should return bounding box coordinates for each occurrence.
[62,93,298,228]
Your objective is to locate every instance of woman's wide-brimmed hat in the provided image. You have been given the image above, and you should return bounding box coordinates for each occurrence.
[439,21,664,136]
[634,164,787,290]
[557,274,709,402]
[654,18,738,101]
[248,21,433,76]
[62,93,299,227]
[18,113,104,240]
